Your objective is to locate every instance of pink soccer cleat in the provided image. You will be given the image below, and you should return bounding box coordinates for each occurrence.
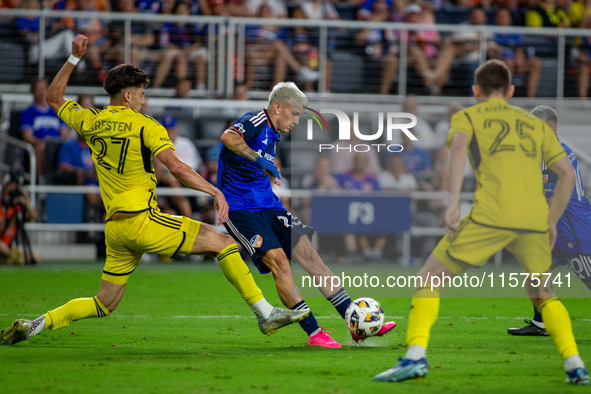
[377,321,397,336]
[308,326,341,348]
[351,321,397,343]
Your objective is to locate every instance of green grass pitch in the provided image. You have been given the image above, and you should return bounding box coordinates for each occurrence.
[1,261,590,394]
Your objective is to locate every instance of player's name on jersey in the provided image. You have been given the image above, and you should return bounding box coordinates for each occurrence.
[255,149,274,162]
[93,120,133,132]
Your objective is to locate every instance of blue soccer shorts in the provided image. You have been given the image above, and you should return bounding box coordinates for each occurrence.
[224,209,315,274]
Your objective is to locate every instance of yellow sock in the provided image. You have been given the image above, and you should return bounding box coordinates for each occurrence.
[43,296,110,331]
[539,298,579,359]
[406,286,441,348]
[217,244,263,306]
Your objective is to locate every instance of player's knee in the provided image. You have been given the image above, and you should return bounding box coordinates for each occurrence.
[220,234,236,249]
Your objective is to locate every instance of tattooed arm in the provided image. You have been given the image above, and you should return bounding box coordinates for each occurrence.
[220,130,281,185]
[220,130,260,161]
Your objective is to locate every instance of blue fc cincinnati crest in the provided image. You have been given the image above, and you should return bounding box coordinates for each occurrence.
[568,242,574,249]
[251,235,263,248]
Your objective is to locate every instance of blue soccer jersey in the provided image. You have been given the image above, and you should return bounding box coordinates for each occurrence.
[19,104,66,140]
[543,142,591,256]
[218,109,283,213]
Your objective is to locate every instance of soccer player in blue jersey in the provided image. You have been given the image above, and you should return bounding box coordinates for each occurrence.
[508,105,591,336]
[218,82,396,348]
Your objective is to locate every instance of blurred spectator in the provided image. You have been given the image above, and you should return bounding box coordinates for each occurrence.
[400,132,433,176]
[0,173,38,265]
[153,115,197,218]
[573,15,591,98]
[247,0,287,17]
[490,7,542,97]
[77,94,96,109]
[399,95,438,150]
[299,155,338,225]
[434,101,463,147]
[355,0,398,95]
[61,0,109,81]
[525,0,570,27]
[222,83,249,117]
[405,4,454,95]
[377,154,418,192]
[17,0,76,65]
[569,0,589,27]
[357,0,392,20]
[330,130,382,175]
[272,157,291,211]
[153,1,208,89]
[19,79,70,176]
[137,0,168,13]
[291,7,332,92]
[244,4,319,89]
[337,154,381,191]
[165,78,193,115]
[106,0,156,67]
[226,0,250,16]
[446,6,485,89]
[337,153,387,262]
[301,0,340,20]
[301,155,339,191]
[56,134,95,186]
[162,114,202,171]
[209,0,227,15]
[233,82,249,100]
[1,0,20,7]
[181,0,212,15]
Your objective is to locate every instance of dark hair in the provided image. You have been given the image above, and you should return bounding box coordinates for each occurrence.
[474,59,511,96]
[103,64,150,96]
[30,78,47,92]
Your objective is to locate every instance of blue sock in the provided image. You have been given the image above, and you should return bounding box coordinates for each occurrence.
[291,300,320,336]
[327,288,352,319]
[533,306,543,325]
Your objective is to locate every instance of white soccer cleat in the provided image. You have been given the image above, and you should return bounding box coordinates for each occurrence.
[258,307,310,336]
[0,319,32,345]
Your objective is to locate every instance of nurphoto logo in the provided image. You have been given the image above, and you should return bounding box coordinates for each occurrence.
[304,108,418,153]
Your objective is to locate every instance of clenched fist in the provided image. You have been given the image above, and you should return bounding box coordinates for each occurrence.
[71,35,88,59]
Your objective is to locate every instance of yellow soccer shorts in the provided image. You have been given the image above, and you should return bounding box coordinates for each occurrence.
[433,216,552,276]
[102,210,201,285]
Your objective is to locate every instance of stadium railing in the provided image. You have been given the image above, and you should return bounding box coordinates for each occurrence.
[1,10,591,103]
[22,185,477,264]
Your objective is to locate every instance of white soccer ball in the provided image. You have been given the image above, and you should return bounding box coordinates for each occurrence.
[345,297,385,339]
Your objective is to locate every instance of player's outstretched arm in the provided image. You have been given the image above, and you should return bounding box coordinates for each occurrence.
[547,156,576,249]
[46,35,88,115]
[156,148,228,224]
[444,132,469,235]
[220,130,281,186]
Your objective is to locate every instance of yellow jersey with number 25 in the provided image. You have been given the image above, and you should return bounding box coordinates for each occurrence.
[447,97,566,232]
[57,100,175,220]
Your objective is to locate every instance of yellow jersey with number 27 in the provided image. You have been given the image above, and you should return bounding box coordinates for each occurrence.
[447,97,566,232]
[57,100,175,220]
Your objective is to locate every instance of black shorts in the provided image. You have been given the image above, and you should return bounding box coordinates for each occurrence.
[553,246,591,285]
[224,209,315,274]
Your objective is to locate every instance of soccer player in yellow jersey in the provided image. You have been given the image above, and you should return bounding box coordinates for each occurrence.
[374,59,590,385]
[1,35,309,346]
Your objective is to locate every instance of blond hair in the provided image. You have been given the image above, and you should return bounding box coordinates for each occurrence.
[269,82,308,108]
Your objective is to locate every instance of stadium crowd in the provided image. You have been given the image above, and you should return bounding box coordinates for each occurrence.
[1,0,591,96]
[2,81,463,263]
